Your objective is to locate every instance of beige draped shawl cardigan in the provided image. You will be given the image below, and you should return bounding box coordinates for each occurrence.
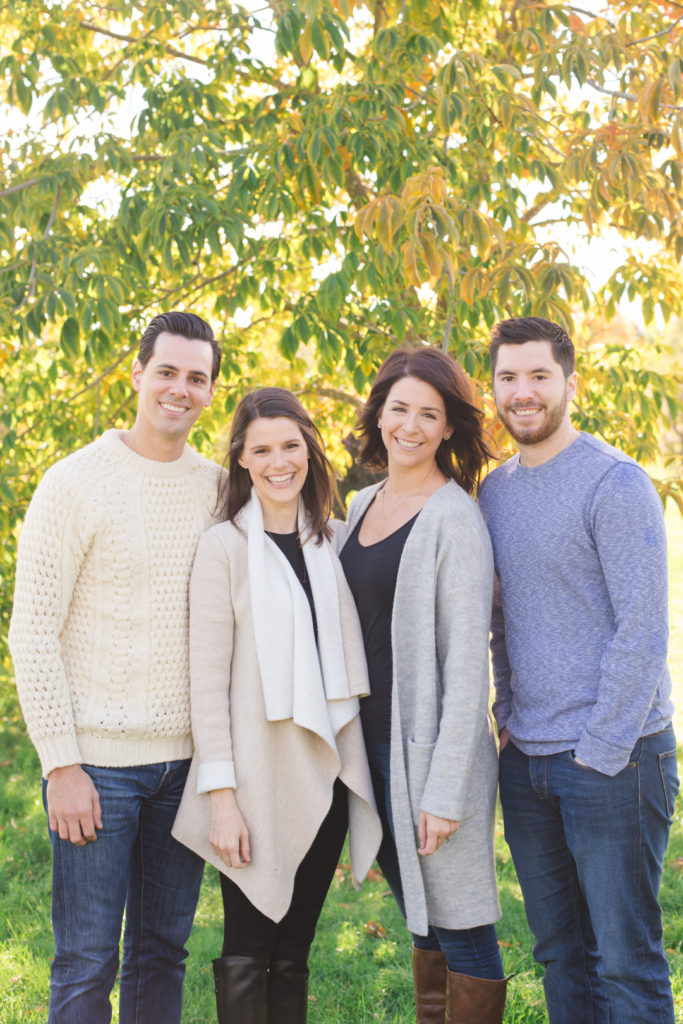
[173,519,382,922]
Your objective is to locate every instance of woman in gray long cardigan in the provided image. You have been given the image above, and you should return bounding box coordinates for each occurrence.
[339,347,508,1024]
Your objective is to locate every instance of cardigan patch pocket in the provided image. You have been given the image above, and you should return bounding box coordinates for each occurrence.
[406,737,436,826]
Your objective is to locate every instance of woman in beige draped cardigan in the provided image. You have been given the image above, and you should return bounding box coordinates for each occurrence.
[173,388,380,1024]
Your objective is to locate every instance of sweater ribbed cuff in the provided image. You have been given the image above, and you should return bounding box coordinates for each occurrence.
[36,734,83,779]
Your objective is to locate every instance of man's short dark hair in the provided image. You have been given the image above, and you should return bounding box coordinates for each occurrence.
[137,311,222,381]
[489,317,575,378]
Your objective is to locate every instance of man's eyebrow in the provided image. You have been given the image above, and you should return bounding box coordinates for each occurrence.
[156,362,209,379]
[495,365,554,375]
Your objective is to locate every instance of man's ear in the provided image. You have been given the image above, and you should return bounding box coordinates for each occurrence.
[567,372,578,403]
[204,380,216,408]
[131,358,144,393]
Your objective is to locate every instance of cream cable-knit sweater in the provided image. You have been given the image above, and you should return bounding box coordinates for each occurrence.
[9,429,222,777]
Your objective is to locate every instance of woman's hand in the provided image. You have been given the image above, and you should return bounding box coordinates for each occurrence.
[209,788,251,868]
[417,810,460,856]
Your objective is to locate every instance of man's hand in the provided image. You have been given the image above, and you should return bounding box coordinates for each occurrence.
[417,810,460,856]
[499,726,510,751]
[46,764,102,845]
[209,788,251,868]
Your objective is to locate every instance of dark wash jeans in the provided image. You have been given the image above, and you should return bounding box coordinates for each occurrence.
[43,759,204,1024]
[499,728,679,1024]
[366,740,504,979]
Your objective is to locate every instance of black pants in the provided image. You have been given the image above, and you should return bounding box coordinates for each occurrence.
[220,778,348,961]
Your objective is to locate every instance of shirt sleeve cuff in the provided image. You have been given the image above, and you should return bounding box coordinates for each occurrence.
[196,760,237,794]
[574,733,632,777]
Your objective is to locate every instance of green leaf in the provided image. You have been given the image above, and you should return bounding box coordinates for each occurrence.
[491,63,523,84]
[60,317,80,358]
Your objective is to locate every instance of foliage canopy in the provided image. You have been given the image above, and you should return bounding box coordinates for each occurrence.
[1,0,682,642]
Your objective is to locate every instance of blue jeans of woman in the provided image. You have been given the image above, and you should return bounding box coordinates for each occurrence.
[366,741,503,978]
[43,760,205,1024]
[499,728,678,1024]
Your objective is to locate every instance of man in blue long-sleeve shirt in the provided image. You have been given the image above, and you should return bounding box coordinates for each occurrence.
[478,316,677,1024]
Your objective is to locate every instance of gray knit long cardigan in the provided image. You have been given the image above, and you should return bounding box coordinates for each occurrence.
[343,480,501,936]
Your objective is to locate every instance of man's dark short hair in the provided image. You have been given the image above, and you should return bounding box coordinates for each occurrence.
[137,311,222,381]
[489,317,575,378]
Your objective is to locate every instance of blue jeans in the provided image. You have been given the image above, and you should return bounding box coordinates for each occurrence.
[366,741,504,978]
[43,760,205,1024]
[499,729,679,1024]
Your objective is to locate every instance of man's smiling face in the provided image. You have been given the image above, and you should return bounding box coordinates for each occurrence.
[131,331,215,458]
[493,339,576,449]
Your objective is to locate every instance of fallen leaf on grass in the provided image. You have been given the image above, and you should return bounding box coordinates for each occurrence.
[364,919,387,938]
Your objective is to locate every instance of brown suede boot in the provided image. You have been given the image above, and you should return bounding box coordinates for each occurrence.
[412,945,448,1024]
[445,970,509,1024]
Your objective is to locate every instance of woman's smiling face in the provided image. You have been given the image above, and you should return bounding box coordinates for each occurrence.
[379,375,452,472]
[238,416,309,522]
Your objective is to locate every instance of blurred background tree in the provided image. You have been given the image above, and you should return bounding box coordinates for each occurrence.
[1,0,682,654]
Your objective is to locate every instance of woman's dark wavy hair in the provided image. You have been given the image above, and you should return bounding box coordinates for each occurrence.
[356,346,493,496]
[218,388,339,543]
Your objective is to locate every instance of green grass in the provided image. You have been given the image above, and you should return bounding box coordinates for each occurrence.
[1,503,682,1022]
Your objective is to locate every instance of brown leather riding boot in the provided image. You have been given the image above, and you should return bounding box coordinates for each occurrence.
[412,945,448,1024]
[212,955,269,1024]
[445,970,509,1024]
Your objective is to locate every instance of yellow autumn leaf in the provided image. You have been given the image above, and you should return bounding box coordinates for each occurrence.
[299,23,313,64]
[420,234,442,284]
[401,239,421,287]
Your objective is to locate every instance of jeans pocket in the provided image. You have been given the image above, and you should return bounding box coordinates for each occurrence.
[569,750,599,774]
[657,749,679,819]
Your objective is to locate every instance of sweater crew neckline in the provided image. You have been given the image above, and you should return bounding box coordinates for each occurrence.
[102,429,199,477]
[515,432,585,473]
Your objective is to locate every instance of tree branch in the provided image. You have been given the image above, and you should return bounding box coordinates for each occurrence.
[79,20,209,66]
[626,14,683,46]
[441,268,455,353]
[567,6,616,30]
[296,384,364,412]
[153,265,241,307]
[586,79,683,111]
[0,177,40,199]
[12,187,61,313]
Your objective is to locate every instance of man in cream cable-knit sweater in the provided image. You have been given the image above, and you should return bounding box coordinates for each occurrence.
[9,311,222,1024]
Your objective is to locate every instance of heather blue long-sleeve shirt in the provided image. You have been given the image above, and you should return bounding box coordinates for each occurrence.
[478,432,674,777]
